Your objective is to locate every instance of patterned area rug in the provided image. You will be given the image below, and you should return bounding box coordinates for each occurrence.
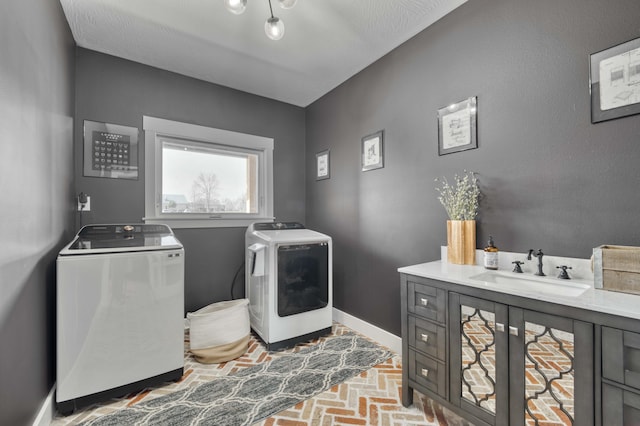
[80,333,392,426]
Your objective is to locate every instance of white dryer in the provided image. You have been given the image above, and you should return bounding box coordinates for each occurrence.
[56,224,184,414]
[245,222,332,350]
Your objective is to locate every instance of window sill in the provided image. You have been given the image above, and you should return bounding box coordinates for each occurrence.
[143,217,275,229]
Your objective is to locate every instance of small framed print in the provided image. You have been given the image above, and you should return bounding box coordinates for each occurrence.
[437,96,478,156]
[316,149,330,180]
[83,120,139,179]
[361,130,384,172]
[590,36,640,123]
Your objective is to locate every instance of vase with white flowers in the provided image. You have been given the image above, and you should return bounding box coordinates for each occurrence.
[435,171,480,265]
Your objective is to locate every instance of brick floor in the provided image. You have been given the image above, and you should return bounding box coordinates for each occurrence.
[52,323,469,425]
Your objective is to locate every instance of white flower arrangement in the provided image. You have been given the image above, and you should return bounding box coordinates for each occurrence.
[435,171,480,221]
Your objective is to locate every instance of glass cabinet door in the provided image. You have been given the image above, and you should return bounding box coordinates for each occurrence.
[450,293,509,425]
[509,308,593,426]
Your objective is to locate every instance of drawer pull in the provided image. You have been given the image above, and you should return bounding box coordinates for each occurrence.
[420,298,429,307]
[509,326,519,336]
[421,368,429,378]
[496,323,505,332]
[420,333,429,343]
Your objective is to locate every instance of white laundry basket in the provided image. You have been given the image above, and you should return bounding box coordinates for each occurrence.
[187,299,250,364]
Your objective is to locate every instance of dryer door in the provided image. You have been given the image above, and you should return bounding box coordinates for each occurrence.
[277,242,329,317]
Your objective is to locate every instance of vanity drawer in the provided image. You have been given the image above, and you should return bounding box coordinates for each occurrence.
[408,350,446,398]
[408,316,446,360]
[602,327,640,389]
[408,281,446,324]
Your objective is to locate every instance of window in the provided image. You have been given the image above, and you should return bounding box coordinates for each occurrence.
[144,116,273,228]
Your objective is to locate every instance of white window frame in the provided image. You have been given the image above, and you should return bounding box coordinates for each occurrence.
[143,116,274,228]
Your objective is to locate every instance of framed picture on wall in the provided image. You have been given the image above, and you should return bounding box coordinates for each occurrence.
[361,130,384,172]
[316,149,330,180]
[437,96,478,156]
[590,36,640,123]
[83,120,139,179]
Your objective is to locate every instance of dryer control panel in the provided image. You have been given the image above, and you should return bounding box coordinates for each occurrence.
[253,222,305,231]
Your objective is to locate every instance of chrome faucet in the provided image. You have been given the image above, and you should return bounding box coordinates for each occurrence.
[527,249,545,276]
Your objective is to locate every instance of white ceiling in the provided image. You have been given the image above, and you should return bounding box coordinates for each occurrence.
[60,0,467,107]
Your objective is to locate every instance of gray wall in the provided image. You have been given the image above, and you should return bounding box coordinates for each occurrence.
[305,0,640,335]
[0,0,75,424]
[74,49,306,312]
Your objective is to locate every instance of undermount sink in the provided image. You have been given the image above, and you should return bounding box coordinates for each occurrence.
[468,270,591,298]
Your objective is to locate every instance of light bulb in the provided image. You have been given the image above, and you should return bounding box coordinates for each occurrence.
[265,16,285,40]
[278,0,297,9]
[224,0,247,15]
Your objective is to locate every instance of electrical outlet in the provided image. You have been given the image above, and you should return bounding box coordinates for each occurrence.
[78,196,91,212]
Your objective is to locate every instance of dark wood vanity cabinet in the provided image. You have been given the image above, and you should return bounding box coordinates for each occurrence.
[448,293,509,425]
[602,327,640,424]
[401,273,596,426]
[449,292,594,426]
[402,278,448,403]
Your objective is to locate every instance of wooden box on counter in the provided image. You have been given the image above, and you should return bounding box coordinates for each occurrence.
[594,245,640,295]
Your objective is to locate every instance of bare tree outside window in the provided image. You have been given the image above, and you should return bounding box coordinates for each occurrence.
[191,172,220,212]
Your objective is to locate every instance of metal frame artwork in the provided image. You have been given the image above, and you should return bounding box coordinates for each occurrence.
[361,130,384,172]
[590,36,640,123]
[438,96,478,156]
[316,149,330,181]
[83,120,139,180]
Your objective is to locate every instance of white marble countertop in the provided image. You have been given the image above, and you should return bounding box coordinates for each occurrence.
[398,249,640,321]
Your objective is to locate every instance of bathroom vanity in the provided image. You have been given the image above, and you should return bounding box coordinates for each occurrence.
[399,251,640,426]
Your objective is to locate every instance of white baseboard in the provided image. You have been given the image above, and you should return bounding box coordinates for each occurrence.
[332,308,402,356]
[33,384,55,426]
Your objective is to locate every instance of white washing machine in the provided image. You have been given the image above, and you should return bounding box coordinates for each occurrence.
[245,222,332,350]
[56,224,184,414]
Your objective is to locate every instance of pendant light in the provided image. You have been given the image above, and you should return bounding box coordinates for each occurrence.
[223,0,296,41]
[278,0,297,9]
[224,0,247,15]
[265,0,284,41]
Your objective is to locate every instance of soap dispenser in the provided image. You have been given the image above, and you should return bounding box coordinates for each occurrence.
[484,236,499,270]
